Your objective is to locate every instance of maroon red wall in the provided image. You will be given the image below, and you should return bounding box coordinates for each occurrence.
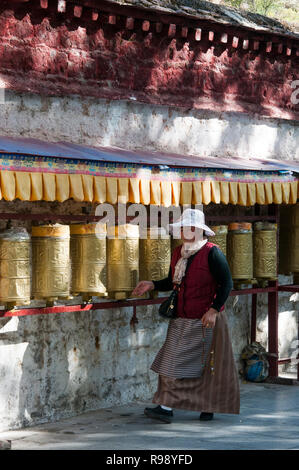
[0,2,298,120]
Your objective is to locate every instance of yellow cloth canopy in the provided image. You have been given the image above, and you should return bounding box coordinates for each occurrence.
[0,170,297,206]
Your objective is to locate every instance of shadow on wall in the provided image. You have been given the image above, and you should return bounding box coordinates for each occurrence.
[0,306,164,431]
[0,312,105,430]
[112,101,298,162]
[0,315,70,429]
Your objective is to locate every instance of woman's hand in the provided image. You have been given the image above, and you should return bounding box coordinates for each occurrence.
[131,281,155,297]
[201,308,219,328]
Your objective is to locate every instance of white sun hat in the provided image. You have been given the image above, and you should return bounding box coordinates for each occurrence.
[168,208,215,237]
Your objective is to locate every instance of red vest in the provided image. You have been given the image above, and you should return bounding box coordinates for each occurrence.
[170,241,224,319]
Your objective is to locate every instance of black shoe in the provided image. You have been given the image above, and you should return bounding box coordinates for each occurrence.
[199,412,214,421]
[144,405,173,423]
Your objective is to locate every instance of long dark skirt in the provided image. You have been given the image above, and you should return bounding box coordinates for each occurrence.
[151,311,240,414]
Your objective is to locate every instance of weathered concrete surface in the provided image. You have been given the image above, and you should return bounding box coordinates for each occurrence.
[0,91,298,161]
[0,382,299,450]
[0,305,167,432]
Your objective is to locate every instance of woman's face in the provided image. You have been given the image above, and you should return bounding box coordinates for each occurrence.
[180,226,204,243]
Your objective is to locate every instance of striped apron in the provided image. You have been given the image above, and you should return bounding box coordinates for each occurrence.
[151,310,240,414]
[151,317,213,378]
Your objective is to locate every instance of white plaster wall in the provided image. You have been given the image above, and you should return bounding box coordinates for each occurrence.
[0,90,298,161]
[0,91,297,431]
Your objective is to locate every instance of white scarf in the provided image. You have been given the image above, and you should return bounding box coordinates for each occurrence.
[172,238,208,284]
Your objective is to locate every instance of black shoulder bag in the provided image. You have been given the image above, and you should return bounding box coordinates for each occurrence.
[158,253,197,320]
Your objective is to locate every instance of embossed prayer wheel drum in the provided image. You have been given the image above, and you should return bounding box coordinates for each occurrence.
[0,228,31,306]
[107,224,139,299]
[139,228,171,281]
[210,225,228,256]
[253,222,277,279]
[227,223,253,280]
[70,223,107,298]
[32,224,71,301]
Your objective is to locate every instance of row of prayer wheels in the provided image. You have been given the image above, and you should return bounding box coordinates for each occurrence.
[197,223,278,281]
[205,223,278,281]
[0,224,172,305]
[226,222,278,282]
[0,205,297,306]
[212,205,298,283]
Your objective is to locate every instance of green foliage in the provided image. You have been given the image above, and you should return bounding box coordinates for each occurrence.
[248,0,282,16]
[224,0,244,8]
[223,0,299,27]
[224,0,281,16]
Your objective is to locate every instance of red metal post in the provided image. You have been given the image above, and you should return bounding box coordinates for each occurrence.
[251,293,257,343]
[268,282,279,377]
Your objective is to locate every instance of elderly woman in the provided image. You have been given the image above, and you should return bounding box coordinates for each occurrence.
[132,208,240,423]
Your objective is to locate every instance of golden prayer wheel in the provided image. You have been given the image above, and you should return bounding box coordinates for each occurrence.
[70,223,107,298]
[227,223,253,280]
[210,225,228,256]
[253,222,277,279]
[0,228,31,307]
[107,224,139,299]
[139,227,171,281]
[32,224,71,301]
